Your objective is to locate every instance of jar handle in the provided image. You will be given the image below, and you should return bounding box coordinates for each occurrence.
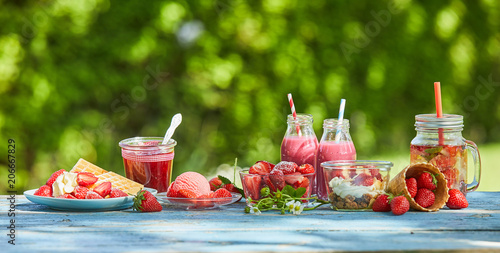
[465,140,481,192]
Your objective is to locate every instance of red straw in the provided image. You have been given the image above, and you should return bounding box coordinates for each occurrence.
[434,82,444,145]
[287,93,300,135]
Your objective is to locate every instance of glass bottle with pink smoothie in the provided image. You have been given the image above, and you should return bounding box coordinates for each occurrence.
[280,114,319,166]
[315,119,356,200]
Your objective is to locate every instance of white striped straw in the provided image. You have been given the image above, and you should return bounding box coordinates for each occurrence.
[287,93,300,135]
[335,99,346,143]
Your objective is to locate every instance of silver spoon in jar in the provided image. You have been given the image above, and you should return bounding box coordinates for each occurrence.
[162,113,182,145]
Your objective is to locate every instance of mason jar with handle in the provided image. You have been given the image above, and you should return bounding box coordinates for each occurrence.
[410,114,481,195]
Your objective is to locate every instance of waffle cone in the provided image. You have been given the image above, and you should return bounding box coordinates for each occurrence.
[70,158,143,196]
[387,163,449,212]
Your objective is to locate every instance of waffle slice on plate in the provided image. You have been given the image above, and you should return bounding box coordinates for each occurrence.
[70,158,143,195]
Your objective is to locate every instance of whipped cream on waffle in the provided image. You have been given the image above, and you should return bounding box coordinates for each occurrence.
[328,177,384,198]
[52,172,78,197]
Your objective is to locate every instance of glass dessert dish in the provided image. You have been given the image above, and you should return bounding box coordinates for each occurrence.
[239,169,314,203]
[321,160,392,211]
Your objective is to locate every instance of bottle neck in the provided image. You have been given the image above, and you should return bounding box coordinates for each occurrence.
[285,113,315,137]
[320,119,352,142]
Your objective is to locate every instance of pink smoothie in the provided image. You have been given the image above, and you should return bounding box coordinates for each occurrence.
[281,136,319,166]
[315,141,356,200]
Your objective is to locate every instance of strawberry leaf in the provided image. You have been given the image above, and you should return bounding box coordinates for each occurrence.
[282,185,295,196]
[294,187,306,198]
[218,175,232,185]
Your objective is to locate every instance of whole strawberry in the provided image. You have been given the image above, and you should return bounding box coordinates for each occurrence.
[209,177,223,191]
[274,161,298,175]
[372,194,391,212]
[391,196,410,215]
[417,172,437,191]
[133,190,162,212]
[405,178,418,198]
[414,188,435,208]
[446,189,468,209]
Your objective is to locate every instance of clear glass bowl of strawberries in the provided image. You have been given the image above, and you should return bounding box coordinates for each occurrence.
[239,161,315,203]
[321,160,392,211]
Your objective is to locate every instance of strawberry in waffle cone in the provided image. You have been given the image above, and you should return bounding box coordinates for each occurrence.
[387,163,449,212]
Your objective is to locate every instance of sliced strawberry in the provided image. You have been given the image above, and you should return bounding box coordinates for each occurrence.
[209,177,223,191]
[264,176,277,192]
[34,185,52,197]
[370,169,382,181]
[77,172,98,187]
[213,188,232,198]
[249,161,273,175]
[284,172,303,185]
[72,186,90,199]
[297,164,314,174]
[166,181,180,197]
[256,160,275,170]
[86,191,104,199]
[109,188,128,198]
[353,173,374,186]
[46,169,66,187]
[274,161,298,175]
[243,175,262,200]
[56,194,77,199]
[93,182,112,198]
[178,189,197,198]
[297,177,310,189]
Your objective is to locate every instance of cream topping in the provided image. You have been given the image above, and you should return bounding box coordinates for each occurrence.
[328,177,384,198]
[52,172,78,197]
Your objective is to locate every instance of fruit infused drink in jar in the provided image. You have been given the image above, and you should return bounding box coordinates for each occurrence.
[281,114,319,166]
[410,114,481,195]
[119,137,177,193]
[316,119,356,200]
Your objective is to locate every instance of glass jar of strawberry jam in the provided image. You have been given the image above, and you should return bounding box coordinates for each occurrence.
[410,114,481,195]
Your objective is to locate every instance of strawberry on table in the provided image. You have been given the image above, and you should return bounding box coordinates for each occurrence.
[109,188,128,198]
[133,190,162,212]
[77,172,98,187]
[391,196,410,215]
[417,172,437,191]
[446,189,468,209]
[72,186,90,199]
[415,188,435,208]
[86,191,103,199]
[405,178,418,198]
[297,164,314,174]
[93,182,112,198]
[249,161,273,175]
[34,185,52,197]
[372,194,391,212]
[46,169,66,187]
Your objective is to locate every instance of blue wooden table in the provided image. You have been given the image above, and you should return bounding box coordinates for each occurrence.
[2,192,500,252]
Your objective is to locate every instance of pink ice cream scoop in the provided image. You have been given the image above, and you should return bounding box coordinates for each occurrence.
[169,172,211,197]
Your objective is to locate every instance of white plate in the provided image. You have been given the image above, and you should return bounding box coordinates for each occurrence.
[156,192,241,210]
[24,188,157,212]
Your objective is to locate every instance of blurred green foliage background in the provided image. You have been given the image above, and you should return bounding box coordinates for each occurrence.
[1,0,499,194]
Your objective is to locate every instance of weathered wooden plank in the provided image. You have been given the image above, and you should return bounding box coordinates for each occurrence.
[1,192,499,252]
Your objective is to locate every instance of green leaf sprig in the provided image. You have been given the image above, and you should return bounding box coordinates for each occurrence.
[244,185,329,215]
